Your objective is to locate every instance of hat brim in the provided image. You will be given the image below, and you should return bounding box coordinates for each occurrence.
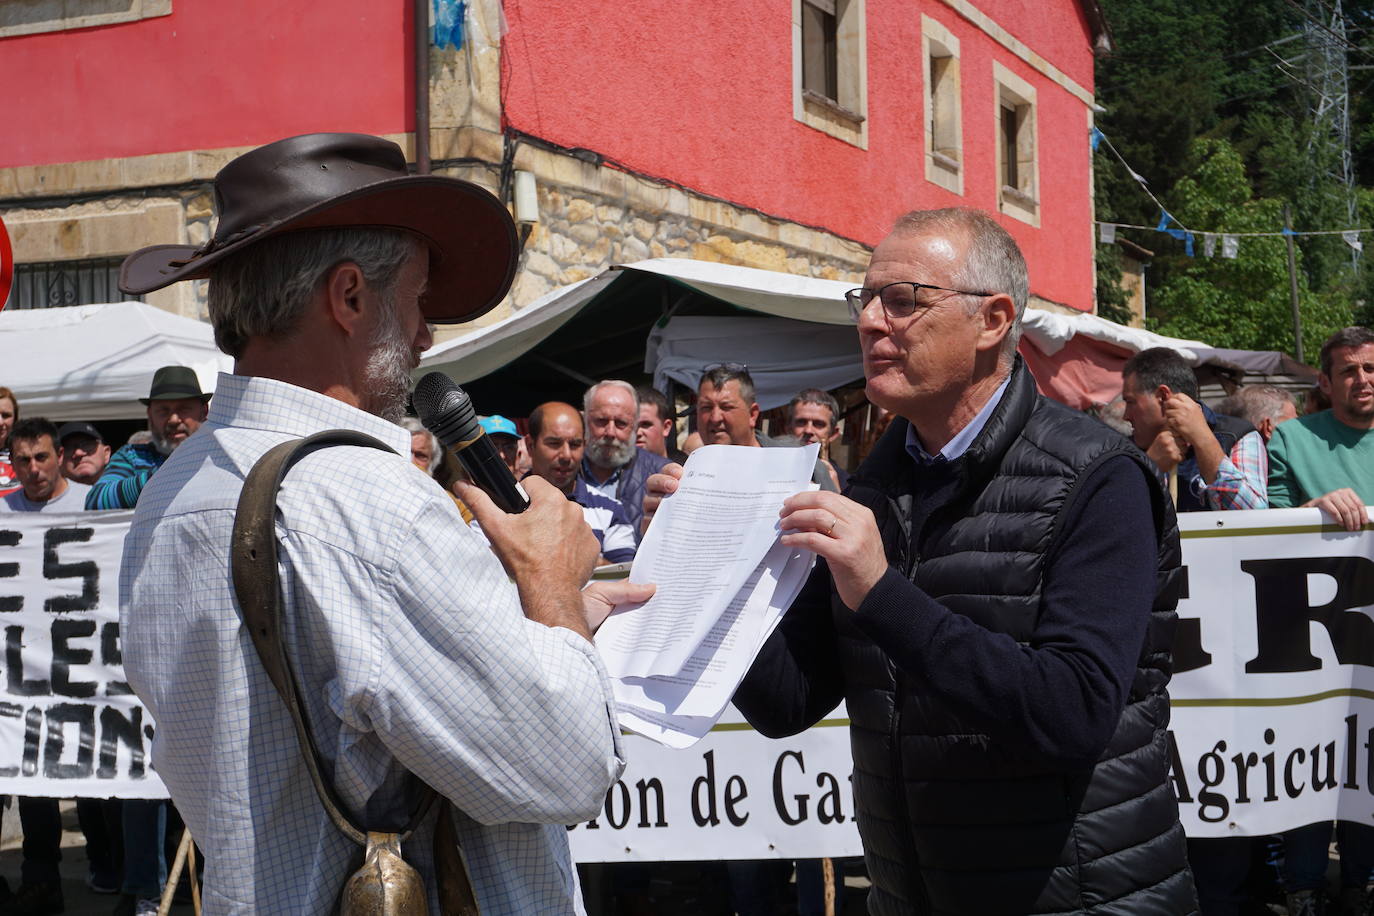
[119,176,518,325]
[139,392,213,405]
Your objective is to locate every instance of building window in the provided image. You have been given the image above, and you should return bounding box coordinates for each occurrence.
[793,0,867,149]
[993,61,1038,226]
[801,0,838,101]
[9,258,140,310]
[0,0,171,39]
[922,15,962,194]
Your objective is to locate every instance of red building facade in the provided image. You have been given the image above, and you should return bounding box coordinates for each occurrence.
[0,0,1105,317]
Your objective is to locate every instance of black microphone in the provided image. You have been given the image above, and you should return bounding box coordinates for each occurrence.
[412,372,530,514]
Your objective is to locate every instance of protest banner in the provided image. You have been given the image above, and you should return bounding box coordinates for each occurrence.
[1169,506,1374,838]
[0,509,167,799]
[5,505,1373,851]
[569,705,863,862]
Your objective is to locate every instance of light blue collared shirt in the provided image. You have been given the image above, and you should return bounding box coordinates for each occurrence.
[905,374,1013,465]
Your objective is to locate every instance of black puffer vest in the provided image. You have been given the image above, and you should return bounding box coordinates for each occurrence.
[841,362,1196,915]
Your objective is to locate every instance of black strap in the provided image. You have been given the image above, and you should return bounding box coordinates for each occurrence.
[230,430,436,846]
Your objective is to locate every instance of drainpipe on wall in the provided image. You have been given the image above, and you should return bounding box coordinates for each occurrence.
[414,0,431,174]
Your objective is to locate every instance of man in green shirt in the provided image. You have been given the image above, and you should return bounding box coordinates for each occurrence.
[1268,326,1374,529]
[1266,326,1374,913]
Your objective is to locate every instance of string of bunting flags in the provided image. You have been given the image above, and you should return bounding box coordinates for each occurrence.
[1091,126,1367,259]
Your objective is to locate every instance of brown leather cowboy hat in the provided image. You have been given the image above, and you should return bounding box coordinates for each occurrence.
[119,133,518,324]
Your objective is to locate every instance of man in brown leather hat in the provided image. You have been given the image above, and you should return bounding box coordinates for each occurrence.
[116,133,651,915]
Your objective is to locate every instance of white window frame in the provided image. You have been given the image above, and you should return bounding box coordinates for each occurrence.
[922,15,962,194]
[792,0,868,149]
[993,60,1039,226]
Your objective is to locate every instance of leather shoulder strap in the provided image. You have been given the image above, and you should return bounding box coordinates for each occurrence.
[230,429,435,846]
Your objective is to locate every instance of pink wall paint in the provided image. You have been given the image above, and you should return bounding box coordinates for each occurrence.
[2,0,1098,312]
[501,0,1097,311]
[0,1,412,169]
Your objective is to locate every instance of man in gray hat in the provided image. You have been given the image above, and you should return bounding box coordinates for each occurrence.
[115,132,650,915]
[85,366,211,511]
[83,367,212,915]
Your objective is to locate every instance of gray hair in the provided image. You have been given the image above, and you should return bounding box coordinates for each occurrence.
[1225,384,1295,427]
[584,380,639,415]
[892,208,1029,363]
[398,416,443,474]
[207,228,422,358]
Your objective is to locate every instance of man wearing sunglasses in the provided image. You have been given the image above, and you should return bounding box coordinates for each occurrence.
[646,207,1193,915]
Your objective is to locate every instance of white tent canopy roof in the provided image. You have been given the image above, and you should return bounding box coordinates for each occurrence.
[0,301,232,421]
[417,258,1221,389]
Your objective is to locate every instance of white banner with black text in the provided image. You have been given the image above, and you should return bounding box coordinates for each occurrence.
[0,509,166,799]
[1169,506,1374,838]
[5,507,1374,850]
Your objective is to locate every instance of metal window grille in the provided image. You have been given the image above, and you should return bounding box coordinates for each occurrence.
[8,258,141,310]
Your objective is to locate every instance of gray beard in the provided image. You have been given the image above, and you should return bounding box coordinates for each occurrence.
[150,432,177,456]
[363,299,413,424]
[586,435,636,470]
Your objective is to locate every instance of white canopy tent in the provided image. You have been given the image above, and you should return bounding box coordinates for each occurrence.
[0,301,232,421]
[416,259,1237,413]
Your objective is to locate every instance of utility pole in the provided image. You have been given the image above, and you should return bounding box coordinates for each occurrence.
[1284,204,1305,364]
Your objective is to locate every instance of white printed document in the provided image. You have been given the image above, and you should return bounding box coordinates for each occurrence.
[594,443,819,747]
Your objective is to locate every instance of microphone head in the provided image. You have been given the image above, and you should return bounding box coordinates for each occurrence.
[413,372,482,445]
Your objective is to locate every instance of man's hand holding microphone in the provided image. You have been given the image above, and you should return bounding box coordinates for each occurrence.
[415,373,652,639]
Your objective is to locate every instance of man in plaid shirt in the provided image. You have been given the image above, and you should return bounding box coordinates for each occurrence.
[1122,346,1268,912]
[1121,347,1268,512]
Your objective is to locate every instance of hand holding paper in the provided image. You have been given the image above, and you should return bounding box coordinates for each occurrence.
[595,443,820,747]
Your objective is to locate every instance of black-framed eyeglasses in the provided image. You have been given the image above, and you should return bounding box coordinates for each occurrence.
[843,281,995,322]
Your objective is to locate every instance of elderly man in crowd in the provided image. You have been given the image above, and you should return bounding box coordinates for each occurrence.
[1220,384,1298,444]
[635,386,687,464]
[58,421,112,486]
[86,366,211,511]
[399,416,443,476]
[1121,347,1268,511]
[83,366,211,913]
[696,365,839,492]
[579,379,670,537]
[527,401,636,565]
[113,133,649,914]
[1266,326,1374,914]
[649,207,1194,914]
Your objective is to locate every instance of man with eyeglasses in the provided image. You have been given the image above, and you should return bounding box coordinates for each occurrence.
[646,207,1193,915]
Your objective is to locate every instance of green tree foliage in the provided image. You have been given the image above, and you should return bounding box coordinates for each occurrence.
[1094,0,1369,357]
[1147,138,1351,352]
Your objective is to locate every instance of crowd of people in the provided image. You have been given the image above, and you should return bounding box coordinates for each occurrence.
[0,131,1372,916]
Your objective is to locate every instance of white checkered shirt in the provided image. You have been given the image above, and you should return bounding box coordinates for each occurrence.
[121,373,624,914]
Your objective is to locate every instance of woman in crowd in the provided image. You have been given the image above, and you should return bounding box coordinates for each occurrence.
[0,386,18,495]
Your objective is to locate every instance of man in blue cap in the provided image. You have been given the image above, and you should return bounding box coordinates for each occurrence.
[479,414,522,477]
